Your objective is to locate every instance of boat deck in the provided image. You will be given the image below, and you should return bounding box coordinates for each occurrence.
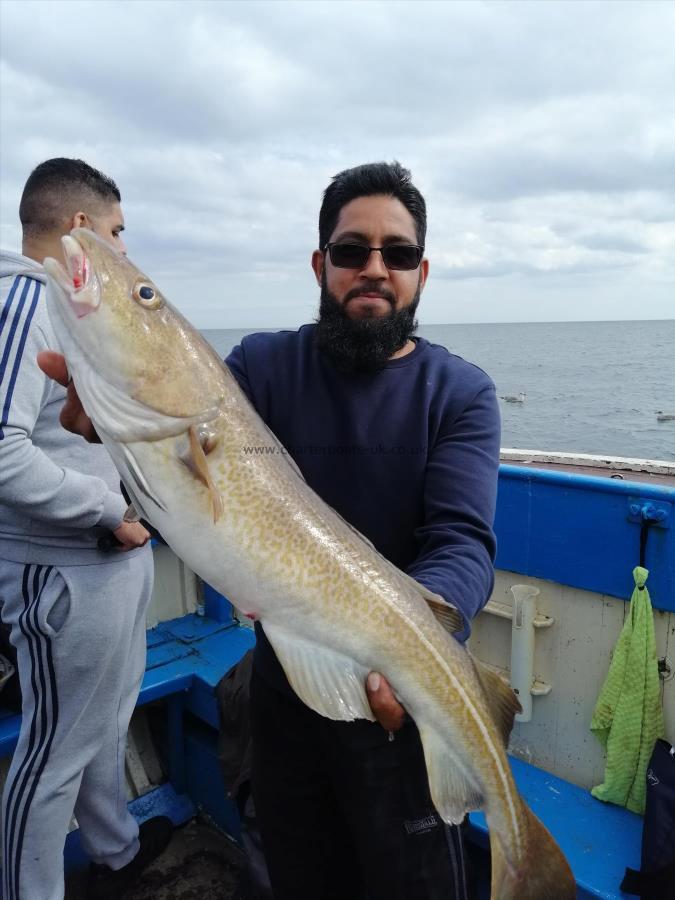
[65,817,244,900]
[500,449,675,487]
[512,459,675,487]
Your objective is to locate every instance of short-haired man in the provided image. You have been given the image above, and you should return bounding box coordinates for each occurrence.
[0,158,171,900]
[225,162,501,899]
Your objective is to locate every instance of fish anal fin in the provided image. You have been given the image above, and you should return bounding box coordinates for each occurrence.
[471,657,522,746]
[262,622,375,723]
[418,725,483,824]
[185,425,224,523]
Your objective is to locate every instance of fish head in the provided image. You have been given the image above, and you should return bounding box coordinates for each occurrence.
[44,228,227,440]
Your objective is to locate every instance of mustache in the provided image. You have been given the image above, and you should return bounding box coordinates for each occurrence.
[315,278,420,373]
[343,282,396,306]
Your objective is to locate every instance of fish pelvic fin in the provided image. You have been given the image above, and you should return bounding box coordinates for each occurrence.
[471,657,522,747]
[418,725,484,824]
[488,802,575,900]
[263,622,375,722]
[185,424,224,523]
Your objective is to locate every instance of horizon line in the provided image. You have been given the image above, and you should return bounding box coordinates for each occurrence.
[201,317,675,330]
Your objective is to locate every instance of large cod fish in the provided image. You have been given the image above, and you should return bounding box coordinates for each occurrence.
[45,230,575,899]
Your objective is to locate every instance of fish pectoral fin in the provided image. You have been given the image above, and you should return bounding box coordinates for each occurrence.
[122,502,141,523]
[182,425,224,523]
[471,657,522,746]
[418,725,484,825]
[109,440,166,516]
[262,622,375,722]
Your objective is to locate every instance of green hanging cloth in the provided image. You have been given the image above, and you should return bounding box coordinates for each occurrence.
[591,566,665,814]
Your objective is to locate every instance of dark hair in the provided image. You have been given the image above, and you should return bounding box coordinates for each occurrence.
[19,157,121,238]
[318,161,426,249]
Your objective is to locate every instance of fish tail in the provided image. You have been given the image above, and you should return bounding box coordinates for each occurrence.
[489,801,575,899]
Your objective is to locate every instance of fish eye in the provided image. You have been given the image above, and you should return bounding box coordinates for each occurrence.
[132,281,162,309]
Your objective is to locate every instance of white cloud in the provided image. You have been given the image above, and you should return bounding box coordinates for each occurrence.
[1,0,673,327]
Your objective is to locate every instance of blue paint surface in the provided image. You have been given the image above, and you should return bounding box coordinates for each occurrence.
[183,720,242,840]
[496,465,675,611]
[469,756,642,899]
[140,612,254,708]
[0,612,254,756]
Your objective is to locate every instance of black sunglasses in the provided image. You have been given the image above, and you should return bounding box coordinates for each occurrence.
[324,242,424,271]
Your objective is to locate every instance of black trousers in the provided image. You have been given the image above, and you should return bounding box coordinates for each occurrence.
[250,669,470,900]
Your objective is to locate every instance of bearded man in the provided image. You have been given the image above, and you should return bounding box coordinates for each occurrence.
[225,161,501,900]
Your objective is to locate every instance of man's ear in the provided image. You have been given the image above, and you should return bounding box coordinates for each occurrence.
[311,249,324,287]
[69,211,90,231]
[419,257,429,293]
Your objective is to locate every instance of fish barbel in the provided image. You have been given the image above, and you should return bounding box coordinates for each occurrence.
[44,230,575,899]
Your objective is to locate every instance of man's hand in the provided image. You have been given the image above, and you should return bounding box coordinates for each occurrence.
[36,351,100,443]
[112,520,151,551]
[366,672,406,732]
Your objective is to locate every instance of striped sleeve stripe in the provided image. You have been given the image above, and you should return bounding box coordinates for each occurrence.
[0,274,23,342]
[0,277,42,440]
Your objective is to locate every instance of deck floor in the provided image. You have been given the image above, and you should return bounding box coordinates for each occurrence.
[65,817,244,900]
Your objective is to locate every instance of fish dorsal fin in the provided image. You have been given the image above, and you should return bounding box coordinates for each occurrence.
[418,725,484,824]
[262,621,375,723]
[471,657,522,746]
[421,591,464,635]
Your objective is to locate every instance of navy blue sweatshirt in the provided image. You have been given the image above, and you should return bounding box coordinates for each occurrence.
[226,324,500,689]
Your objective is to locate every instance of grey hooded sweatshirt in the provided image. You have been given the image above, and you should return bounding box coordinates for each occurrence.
[0,249,136,564]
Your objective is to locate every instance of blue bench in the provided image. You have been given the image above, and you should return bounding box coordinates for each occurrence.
[468,757,642,899]
[1,600,643,898]
[0,587,254,759]
[0,589,255,873]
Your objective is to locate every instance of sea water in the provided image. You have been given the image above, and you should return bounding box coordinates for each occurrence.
[202,320,675,462]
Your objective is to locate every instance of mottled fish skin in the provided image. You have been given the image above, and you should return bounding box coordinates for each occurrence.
[45,230,575,899]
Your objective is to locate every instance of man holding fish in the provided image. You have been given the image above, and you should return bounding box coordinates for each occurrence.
[41,161,575,899]
[223,162,499,900]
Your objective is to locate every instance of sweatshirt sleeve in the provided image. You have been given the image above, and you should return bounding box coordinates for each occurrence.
[0,290,126,531]
[406,380,501,641]
[225,342,256,405]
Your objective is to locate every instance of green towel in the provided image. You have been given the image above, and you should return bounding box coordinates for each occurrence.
[591,566,665,814]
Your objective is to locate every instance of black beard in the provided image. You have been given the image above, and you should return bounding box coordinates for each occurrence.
[315,275,420,373]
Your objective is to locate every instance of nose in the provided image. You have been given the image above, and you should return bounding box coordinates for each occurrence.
[117,236,128,256]
[360,248,389,280]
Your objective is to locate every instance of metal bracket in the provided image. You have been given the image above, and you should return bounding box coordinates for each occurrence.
[480,660,552,698]
[481,585,553,723]
[627,498,671,529]
[484,598,554,628]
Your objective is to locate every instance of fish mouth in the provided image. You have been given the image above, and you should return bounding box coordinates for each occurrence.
[44,234,100,318]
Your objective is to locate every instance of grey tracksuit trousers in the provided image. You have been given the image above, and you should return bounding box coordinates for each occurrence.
[0,550,153,900]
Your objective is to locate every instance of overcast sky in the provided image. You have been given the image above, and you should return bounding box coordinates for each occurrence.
[1,0,674,328]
